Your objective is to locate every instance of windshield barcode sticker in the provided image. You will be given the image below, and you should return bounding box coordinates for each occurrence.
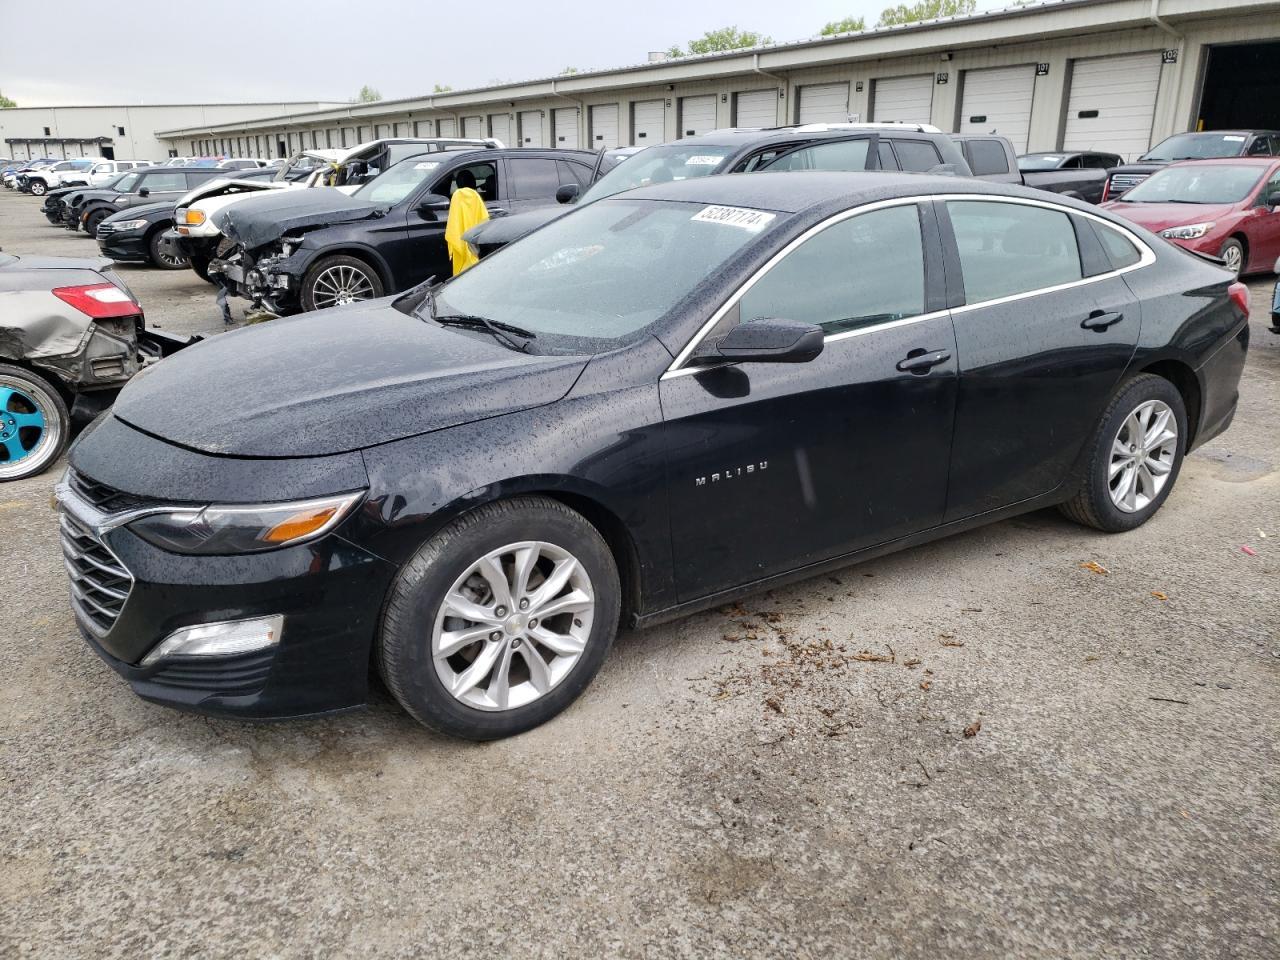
[414,161,441,170]
[691,205,777,232]
[685,156,722,166]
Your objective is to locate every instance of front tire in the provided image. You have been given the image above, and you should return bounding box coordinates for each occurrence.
[29,179,47,196]
[83,209,109,238]
[1059,374,1186,532]
[0,364,71,482]
[379,496,621,740]
[148,229,189,269]
[1219,238,1245,277]
[300,254,383,312]
[189,256,215,284]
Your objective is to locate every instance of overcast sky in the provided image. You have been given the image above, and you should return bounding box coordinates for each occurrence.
[0,0,1005,107]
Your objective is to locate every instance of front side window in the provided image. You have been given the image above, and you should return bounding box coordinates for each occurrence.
[1245,137,1272,156]
[738,204,926,336]
[947,200,1082,303]
[1119,164,1265,205]
[112,173,142,192]
[435,161,499,202]
[761,138,872,173]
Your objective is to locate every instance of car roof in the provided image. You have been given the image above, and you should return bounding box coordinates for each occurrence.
[617,170,1063,215]
[662,125,947,149]
[1169,130,1280,137]
[1166,156,1280,166]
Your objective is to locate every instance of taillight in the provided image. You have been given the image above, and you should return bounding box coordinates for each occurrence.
[1227,282,1250,318]
[52,282,142,319]
[1101,179,1111,202]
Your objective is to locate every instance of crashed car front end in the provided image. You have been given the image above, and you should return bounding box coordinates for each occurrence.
[208,234,310,315]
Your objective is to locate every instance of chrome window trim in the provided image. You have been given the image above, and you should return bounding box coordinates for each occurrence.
[662,192,1156,380]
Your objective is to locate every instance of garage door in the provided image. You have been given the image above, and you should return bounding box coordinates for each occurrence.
[590,104,620,149]
[518,111,544,147]
[735,89,777,127]
[872,75,934,123]
[1063,52,1162,160]
[463,116,485,138]
[632,99,665,144]
[488,113,511,146]
[959,65,1036,153]
[797,83,849,124]
[679,95,717,137]
[438,118,457,138]
[553,108,580,148]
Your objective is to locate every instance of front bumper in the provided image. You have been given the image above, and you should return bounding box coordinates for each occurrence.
[96,227,149,262]
[210,246,306,312]
[56,472,397,719]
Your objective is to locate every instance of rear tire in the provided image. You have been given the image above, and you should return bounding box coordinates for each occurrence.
[300,254,383,312]
[379,496,620,740]
[0,364,71,482]
[1059,374,1186,532]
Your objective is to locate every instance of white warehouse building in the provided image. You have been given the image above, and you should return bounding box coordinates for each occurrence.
[156,0,1280,163]
[1,102,346,162]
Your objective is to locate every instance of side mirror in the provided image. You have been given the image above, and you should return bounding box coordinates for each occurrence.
[696,318,824,365]
[137,186,150,197]
[416,193,451,216]
[556,183,580,204]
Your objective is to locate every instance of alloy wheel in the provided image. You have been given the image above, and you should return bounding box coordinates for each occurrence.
[0,379,60,480]
[310,264,376,308]
[1221,244,1243,276]
[432,540,595,712]
[1108,399,1177,513]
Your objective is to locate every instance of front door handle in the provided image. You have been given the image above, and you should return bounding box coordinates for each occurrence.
[1082,310,1124,331]
[487,206,509,218]
[896,349,951,373]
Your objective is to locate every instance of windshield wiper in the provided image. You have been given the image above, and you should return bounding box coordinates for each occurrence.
[418,280,536,352]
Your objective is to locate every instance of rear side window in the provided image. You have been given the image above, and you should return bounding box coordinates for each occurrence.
[508,158,560,199]
[1089,221,1142,270]
[965,140,1010,176]
[892,139,943,172]
[739,204,926,335]
[763,139,871,172]
[947,200,1083,303]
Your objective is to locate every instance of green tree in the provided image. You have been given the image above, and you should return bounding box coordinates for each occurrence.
[432,83,453,93]
[877,0,976,27]
[821,15,867,34]
[356,84,382,102]
[0,91,17,109]
[668,26,772,57]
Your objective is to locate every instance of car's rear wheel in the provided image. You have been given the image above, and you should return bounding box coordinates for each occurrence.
[1059,374,1186,532]
[379,496,620,740]
[148,229,189,269]
[1219,238,1245,277]
[301,254,384,311]
[0,364,70,482]
[29,180,47,196]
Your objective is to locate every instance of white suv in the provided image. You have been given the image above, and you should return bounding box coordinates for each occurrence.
[24,159,104,195]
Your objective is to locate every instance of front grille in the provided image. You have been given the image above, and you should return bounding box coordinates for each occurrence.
[1108,174,1148,195]
[96,222,116,237]
[60,511,133,636]
[68,470,150,513]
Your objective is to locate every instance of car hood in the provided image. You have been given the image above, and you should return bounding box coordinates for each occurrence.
[103,200,174,225]
[112,301,588,457]
[212,187,387,251]
[1102,201,1239,230]
[464,205,571,248]
[1109,162,1171,176]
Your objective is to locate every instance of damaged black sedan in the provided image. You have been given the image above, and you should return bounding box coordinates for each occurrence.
[208,146,595,314]
[57,174,1248,739]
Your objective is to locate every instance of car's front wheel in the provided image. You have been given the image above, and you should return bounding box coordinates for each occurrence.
[379,496,621,740]
[148,229,189,269]
[300,254,384,311]
[29,180,47,196]
[83,209,109,238]
[1219,238,1245,277]
[0,364,71,482]
[1059,373,1187,532]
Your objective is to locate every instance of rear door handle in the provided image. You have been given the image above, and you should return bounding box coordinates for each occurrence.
[896,349,952,373]
[1082,310,1124,330]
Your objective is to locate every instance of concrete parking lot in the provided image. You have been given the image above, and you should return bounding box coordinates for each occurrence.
[1,187,1277,959]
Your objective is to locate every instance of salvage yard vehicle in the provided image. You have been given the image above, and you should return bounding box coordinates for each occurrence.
[96,201,189,269]
[952,135,1115,203]
[56,172,1249,739]
[166,171,293,280]
[1,253,192,481]
[1102,157,1280,276]
[209,147,595,313]
[466,124,977,258]
[69,166,229,238]
[21,159,103,195]
[41,173,132,224]
[1103,129,1280,199]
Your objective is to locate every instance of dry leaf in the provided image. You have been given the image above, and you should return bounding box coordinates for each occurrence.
[920,680,932,691]
[963,720,982,738]
[1150,591,1168,601]
[940,638,965,648]
[1080,561,1109,575]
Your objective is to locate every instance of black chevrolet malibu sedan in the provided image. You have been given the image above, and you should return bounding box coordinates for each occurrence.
[56,172,1250,740]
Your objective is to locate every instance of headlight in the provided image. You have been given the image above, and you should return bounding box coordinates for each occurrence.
[109,218,147,231]
[128,491,364,555]
[181,208,205,226]
[1160,222,1215,240]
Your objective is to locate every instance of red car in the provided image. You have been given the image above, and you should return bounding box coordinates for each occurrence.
[1101,157,1280,277]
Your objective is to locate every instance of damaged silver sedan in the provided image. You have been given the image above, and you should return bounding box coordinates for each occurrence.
[0,253,193,480]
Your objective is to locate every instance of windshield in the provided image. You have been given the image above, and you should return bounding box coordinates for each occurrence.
[112,173,142,192]
[353,156,447,204]
[1119,164,1264,204]
[1018,154,1066,170]
[426,198,778,353]
[1139,133,1249,161]
[578,144,735,204]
